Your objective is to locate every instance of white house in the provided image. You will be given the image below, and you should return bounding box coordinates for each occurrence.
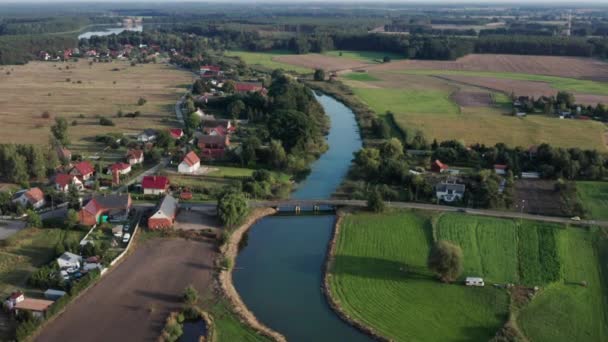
[435,181,465,203]
[126,149,144,165]
[494,164,507,175]
[137,129,157,142]
[12,188,45,209]
[56,252,82,269]
[178,151,201,174]
[465,277,485,287]
[55,174,84,193]
[108,162,132,175]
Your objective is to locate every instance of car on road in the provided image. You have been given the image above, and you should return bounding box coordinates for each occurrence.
[570,216,581,221]
[122,233,131,243]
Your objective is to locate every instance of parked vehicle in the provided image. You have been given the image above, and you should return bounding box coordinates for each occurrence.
[122,233,131,243]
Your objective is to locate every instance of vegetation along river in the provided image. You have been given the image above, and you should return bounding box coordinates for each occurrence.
[233,94,370,341]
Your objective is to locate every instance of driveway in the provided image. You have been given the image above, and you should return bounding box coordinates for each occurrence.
[37,238,216,342]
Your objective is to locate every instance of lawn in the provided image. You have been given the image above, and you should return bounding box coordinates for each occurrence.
[224,50,312,74]
[576,181,608,220]
[0,228,85,297]
[399,69,608,95]
[209,298,272,342]
[343,72,380,82]
[322,50,405,64]
[0,60,193,149]
[352,87,460,117]
[329,211,509,341]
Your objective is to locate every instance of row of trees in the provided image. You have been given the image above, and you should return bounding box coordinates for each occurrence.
[0,143,58,184]
[0,34,76,65]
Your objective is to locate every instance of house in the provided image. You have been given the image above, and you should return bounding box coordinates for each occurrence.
[148,195,178,229]
[57,252,82,269]
[142,176,170,195]
[169,128,184,139]
[235,82,265,94]
[14,298,54,319]
[203,125,227,136]
[178,151,201,174]
[12,188,45,209]
[137,129,158,142]
[494,164,508,175]
[55,146,72,163]
[198,135,230,160]
[108,162,132,175]
[55,173,84,192]
[39,51,51,61]
[78,193,132,226]
[435,181,466,203]
[202,119,234,135]
[431,159,449,173]
[70,161,95,181]
[199,65,222,78]
[126,149,144,165]
[465,277,485,287]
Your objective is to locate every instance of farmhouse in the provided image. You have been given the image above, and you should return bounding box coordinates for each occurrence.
[142,175,170,195]
[431,159,449,173]
[55,173,84,192]
[70,161,95,181]
[178,151,201,174]
[108,162,132,175]
[12,188,45,209]
[14,298,54,319]
[198,135,230,160]
[126,149,144,165]
[494,164,508,175]
[435,181,466,203]
[200,65,223,78]
[78,193,132,226]
[57,251,82,269]
[148,195,178,229]
[137,129,158,142]
[235,82,266,94]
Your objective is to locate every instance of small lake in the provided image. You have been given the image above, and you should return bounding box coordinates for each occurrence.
[179,320,207,342]
[233,94,369,341]
[78,25,143,40]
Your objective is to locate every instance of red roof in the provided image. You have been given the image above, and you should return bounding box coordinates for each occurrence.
[203,126,227,136]
[73,161,94,176]
[127,149,143,160]
[182,151,200,167]
[169,128,184,139]
[142,176,169,190]
[494,164,508,170]
[235,82,264,93]
[25,188,44,203]
[110,162,131,172]
[200,65,221,72]
[432,160,448,170]
[55,173,78,188]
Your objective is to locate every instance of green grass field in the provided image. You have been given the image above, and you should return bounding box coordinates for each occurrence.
[329,211,509,341]
[224,50,312,74]
[399,69,608,95]
[353,88,460,117]
[343,72,380,82]
[322,50,405,64]
[209,298,272,342]
[577,181,608,220]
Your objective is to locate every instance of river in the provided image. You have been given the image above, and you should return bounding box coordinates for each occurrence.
[233,94,370,341]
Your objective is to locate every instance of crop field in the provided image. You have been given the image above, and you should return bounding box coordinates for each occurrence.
[329,211,509,341]
[577,181,608,220]
[0,60,193,149]
[330,210,608,341]
[273,53,370,72]
[224,50,312,73]
[321,50,405,64]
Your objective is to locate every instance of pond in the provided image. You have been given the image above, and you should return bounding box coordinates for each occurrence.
[233,94,370,341]
[179,319,207,342]
[78,25,143,40]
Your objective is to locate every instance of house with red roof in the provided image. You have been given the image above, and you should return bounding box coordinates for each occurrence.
[494,164,508,175]
[198,135,230,160]
[148,195,178,229]
[108,162,132,175]
[70,161,95,181]
[235,82,266,94]
[178,151,201,174]
[12,188,45,209]
[431,160,449,173]
[142,175,170,195]
[79,193,132,226]
[126,149,144,165]
[169,128,184,139]
[55,174,84,192]
[199,65,222,78]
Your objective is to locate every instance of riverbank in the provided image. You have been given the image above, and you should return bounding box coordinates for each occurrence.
[218,208,285,342]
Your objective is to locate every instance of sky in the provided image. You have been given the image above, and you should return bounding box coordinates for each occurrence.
[0,0,606,3]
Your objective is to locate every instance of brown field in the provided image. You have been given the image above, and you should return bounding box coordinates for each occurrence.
[273,54,370,72]
[0,60,193,149]
[367,54,608,80]
[440,75,608,106]
[37,238,215,342]
[450,91,493,107]
[514,179,566,216]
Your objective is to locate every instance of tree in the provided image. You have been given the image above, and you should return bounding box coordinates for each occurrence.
[51,117,69,145]
[217,192,248,227]
[380,138,404,160]
[382,55,392,63]
[313,69,325,81]
[6,153,28,184]
[25,210,41,228]
[186,112,201,130]
[227,99,246,120]
[367,190,385,213]
[268,139,287,170]
[67,184,80,210]
[183,285,199,305]
[223,80,235,93]
[28,146,46,180]
[184,98,196,115]
[66,209,79,229]
[428,240,463,283]
[371,118,390,139]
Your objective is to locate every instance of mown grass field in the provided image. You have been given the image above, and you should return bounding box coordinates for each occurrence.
[353,87,460,117]
[329,211,509,341]
[330,210,608,341]
[224,50,312,73]
[322,50,405,64]
[577,181,608,220]
[209,298,273,342]
[0,60,193,149]
[343,72,380,82]
[0,228,85,297]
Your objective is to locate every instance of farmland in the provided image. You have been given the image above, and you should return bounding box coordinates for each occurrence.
[321,50,405,64]
[0,60,194,149]
[577,181,608,220]
[329,210,608,341]
[224,50,312,73]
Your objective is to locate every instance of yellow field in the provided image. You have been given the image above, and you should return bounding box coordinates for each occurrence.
[0,60,194,150]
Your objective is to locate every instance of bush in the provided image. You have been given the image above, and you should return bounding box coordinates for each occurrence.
[41,111,51,119]
[367,190,385,213]
[99,117,115,126]
[183,285,199,305]
[137,97,147,106]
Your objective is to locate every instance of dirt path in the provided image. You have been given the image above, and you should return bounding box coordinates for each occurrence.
[37,238,216,342]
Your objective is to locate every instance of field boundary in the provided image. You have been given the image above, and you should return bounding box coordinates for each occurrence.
[323,210,390,341]
[218,208,285,342]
